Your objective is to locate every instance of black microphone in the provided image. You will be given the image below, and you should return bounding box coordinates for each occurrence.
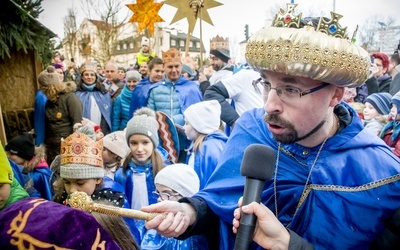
[234,144,276,250]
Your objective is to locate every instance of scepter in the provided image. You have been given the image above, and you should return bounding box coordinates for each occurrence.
[66,191,164,221]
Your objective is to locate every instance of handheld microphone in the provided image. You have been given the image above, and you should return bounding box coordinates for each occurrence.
[234,144,276,250]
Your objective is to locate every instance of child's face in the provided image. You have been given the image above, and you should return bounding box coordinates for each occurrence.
[95,131,104,141]
[128,134,153,162]
[154,183,181,202]
[63,178,102,196]
[0,183,11,209]
[363,102,381,120]
[389,104,398,121]
[102,147,118,164]
[6,152,27,167]
[183,119,198,141]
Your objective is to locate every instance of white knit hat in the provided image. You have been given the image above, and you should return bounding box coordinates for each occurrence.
[141,37,150,47]
[102,131,130,159]
[184,100,221,134]
[154,164,199,197]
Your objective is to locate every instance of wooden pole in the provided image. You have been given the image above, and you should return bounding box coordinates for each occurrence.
[199,5,203,68]
[185,27,190,57]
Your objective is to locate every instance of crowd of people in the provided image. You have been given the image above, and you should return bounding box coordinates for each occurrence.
[2,3,400,249]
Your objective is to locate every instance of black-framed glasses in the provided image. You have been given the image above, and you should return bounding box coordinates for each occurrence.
[259,80,330,102]
[152,191,181,201]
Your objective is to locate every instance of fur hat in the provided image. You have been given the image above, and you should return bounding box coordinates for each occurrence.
[365,93,392,115]
[245,4,370,87]
[0,142,13,184]
[155,163,199,197]
[60,132,104,179]
[125,107,159,147]
[38,66,61,86]
[141,37,150,47]
[125,70,142,82]
[79,62,97,75]
[5,132,35,161]
[162,48,181,64]
[184,100,221,134]
[102,131,130,159]
[209,49,230,63]
[391,91,400,117]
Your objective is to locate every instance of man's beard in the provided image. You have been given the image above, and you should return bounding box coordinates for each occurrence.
[212,64,223,71]
[264,114,325,144]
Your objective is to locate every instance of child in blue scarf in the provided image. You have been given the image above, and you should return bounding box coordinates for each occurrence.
[380,91,400,157]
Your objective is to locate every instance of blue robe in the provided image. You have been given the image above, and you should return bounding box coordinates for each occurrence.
[128,77,154,118]
[34,90,47,146]
[30,166,54,200]
[193,103,400,249]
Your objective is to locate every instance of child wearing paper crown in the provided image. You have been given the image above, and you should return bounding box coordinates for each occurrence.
[54,125,141,243]
[380,91,400,158]
[102,130,130,179]
[114,107,169,241]
[362,92,392,135]
[140,163,209,249]
[0,142,130,250]
[183,100,228,189]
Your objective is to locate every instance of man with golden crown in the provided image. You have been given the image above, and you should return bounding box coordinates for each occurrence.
[146,48,202,163]
[142,4,400,249]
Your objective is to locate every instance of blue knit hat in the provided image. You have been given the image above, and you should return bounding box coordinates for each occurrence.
[391,91,400,116]
[365,93,392,115]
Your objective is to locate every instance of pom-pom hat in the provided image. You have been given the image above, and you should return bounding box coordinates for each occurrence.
[184,100,221,134]
[365,93,392,115]
[155,163,199,197]
[60,132,104,179]
[125,107,159,147]
[38,66,61,86]
[245,3,370,87]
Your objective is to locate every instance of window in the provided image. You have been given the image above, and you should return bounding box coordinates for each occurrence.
[123,43,127,50]
[196,42,200,48]
[171,39,176,46]
[117,44,121,50]
[189,41,193,47]
[130,42,134,49]
[179,40,184,47]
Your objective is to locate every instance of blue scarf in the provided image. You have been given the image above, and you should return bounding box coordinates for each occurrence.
[380,120,400,142]
[82,83,96,91]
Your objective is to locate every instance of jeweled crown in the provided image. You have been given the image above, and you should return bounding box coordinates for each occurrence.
[273,3,355,41]
[60,132,103,168]
[162,48,182,63]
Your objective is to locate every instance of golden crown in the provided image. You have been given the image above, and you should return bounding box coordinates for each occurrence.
[79,62,97,74]
[273,3,356,42]
[162,48,182,63]
[60,132,103,168]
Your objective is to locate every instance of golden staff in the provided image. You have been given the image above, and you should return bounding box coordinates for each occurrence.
[66,191,164,221]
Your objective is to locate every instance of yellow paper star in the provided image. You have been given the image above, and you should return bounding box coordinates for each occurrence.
[126,0,164,35]
[165,0,223,34]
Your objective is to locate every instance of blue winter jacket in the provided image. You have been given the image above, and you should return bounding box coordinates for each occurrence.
[128,77,155,118]
[112,84,132,131]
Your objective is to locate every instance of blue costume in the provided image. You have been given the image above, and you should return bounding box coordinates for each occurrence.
[76,84,112,135]
[187,132,228,189]
[30,160,54,200]
[33,90,47,146]
[181,103,400,249]
[9,159,40,197]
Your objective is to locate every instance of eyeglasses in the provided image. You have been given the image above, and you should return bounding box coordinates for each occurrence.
[209,56,219,61]
[259,79,330,102]
[152,191,181,201]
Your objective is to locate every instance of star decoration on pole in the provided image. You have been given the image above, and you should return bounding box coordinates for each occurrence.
[126,0,164,35]
[165,0,222,34]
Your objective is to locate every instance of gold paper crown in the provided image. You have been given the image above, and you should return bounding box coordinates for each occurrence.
[162,48,182,63]
[245,3,370,87]
[79,62,97,74]
[60,132,103,168]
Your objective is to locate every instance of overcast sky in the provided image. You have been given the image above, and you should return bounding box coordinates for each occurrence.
[38,0,400,53]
